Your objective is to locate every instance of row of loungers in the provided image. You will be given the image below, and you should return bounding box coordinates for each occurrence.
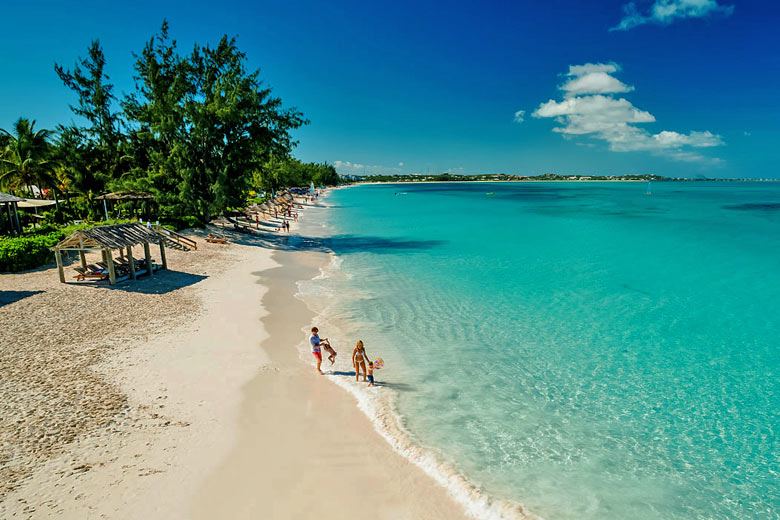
[73,257,156,281]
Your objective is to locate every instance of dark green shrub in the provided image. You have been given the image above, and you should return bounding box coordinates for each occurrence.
[0,233,62,272]
[0,220,136,272]
[160,216,203,231]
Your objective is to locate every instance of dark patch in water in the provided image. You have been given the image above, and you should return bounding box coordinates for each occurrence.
[229,232,446,255]
[723,202,780,211]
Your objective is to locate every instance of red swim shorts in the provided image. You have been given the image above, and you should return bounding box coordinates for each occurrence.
[313,351,322,361]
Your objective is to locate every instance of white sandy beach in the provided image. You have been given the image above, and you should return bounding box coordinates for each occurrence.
[0,202,470,519]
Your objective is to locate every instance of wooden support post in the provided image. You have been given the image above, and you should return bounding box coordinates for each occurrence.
[13,202,21,234]
[127,246,136,280]
[102,250,108,264]
[159,241,167,270]
[79,250,88,269]
[55,248,65,283]
[144,242,153,275]
[7,204,15,234]
[106,250,117,286]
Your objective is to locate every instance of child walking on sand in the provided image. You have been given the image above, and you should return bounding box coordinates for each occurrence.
[367,361,375,387]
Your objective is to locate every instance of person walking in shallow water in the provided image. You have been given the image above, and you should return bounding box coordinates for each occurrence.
[352,340,368,382]
[310,327,327,374]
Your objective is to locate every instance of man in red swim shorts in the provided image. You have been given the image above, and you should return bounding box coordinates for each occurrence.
[309,326,326,374]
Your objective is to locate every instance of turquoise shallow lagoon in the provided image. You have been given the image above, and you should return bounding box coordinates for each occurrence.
[308,182,780,519]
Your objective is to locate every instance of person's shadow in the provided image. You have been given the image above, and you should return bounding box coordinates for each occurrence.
[327,371,415,392]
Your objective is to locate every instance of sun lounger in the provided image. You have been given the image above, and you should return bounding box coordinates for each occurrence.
[73,267,108,281]
[206,234,228,244]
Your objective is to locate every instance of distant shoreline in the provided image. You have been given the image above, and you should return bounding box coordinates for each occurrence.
[350,178,779,185]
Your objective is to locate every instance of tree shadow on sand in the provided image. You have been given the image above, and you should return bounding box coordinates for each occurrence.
[73,270,208,295]
[0,290,44,308]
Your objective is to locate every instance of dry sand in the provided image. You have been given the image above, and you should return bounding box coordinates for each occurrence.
[0,204,468,519]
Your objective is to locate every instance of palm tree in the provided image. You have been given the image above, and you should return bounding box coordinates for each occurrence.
[0,118,58,202]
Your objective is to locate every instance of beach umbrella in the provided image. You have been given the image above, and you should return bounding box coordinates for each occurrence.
[310,181,315,194]
[210,216,231,230]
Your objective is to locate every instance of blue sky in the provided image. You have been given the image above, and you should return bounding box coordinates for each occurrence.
[1,0,778,178]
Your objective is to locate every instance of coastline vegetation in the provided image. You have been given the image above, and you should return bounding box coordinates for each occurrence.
[0,21,339,271]
[0,20,337,232]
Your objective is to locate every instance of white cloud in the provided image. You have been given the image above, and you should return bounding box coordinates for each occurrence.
[652,130,722,148]
[612,0,734,31]
[530,63,724,162]
[567,63,620,77]
[398,162,405,167]
[333,160,402,175]
[561,71,634,96]
[513,110,526,123]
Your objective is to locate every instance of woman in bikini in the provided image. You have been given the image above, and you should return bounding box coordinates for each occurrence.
[352,340,368,382]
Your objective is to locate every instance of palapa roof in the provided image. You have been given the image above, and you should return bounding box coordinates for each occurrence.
[0,192,23,203]
[18,199,57,208]
[54,223,188,251]
[95,191,154,201]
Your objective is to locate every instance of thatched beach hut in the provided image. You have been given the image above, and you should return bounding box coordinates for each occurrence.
[52,223,190,286]
[0,191,23,234]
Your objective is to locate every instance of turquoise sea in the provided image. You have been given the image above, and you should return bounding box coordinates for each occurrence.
[299,182,780,520]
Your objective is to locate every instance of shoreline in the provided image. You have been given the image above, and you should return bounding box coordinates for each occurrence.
[192,241,471,519]
[351,179,779,185]
[287,192,529,520]
[0,194,478,519]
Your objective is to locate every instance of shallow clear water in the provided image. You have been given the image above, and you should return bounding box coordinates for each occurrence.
[310,182,780,519]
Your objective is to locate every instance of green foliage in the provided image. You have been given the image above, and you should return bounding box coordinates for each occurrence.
[121,22,307,223]
[55,40,126,202]
[253,157,339,192]
[4,22,316,225]
[0,218,146,272]
[0,118,58,195]
[0,233,61,272]
[158,215,204,231]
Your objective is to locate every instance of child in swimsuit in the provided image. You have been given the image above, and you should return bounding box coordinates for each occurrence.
[367,362,375,387]
[322,339,337,365]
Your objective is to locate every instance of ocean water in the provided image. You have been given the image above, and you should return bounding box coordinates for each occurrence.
[298,182,780,520]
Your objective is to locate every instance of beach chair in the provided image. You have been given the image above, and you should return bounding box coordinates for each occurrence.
[206,233,228,244]
[87,264,106,274]
[73,266,108,281]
